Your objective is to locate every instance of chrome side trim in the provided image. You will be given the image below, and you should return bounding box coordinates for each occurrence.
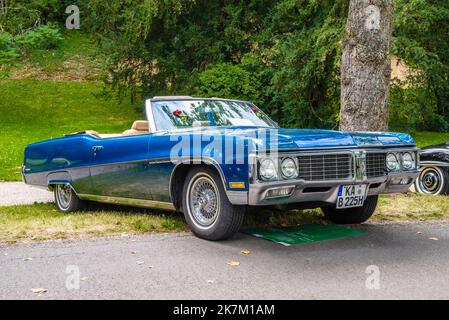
[145,99,158,133]
[275,147,419,155]
[419,161,449,167]
[365,147,420,153]
[354,150,367,181]
[168,156,229,203]
[145,98,275,134]
[149,97,253,104]
[47,171,72,185]
[77,194,176,211]
[153,96,193,100]
[25,157,173,175]
[47,180,72,191]
[226,191,248,205]
[247,171,419,206]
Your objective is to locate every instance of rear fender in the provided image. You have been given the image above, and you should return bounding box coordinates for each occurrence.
[47,171,72,190]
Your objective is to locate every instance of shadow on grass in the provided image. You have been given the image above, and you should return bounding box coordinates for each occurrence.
[82,201,177,218]
[81,201,326,230]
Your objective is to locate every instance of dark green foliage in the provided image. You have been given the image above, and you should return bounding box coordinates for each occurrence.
[391,0,449,132]
[0,0,64,64]
[389,83,442,133]
[194,54,268,107]
[0,24,62,64]
[85,0,274,101]
[80,0,350,128]
[2,0,449,131]
[14,24,62,50]
[0,32,19,63]
[0,0,69,34]
[260,0,348,128]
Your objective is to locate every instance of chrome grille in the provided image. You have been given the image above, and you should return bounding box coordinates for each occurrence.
[297,154,354,181]
[366,153,386,178]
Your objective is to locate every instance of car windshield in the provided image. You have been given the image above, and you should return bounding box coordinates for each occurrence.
[151,99,278,131]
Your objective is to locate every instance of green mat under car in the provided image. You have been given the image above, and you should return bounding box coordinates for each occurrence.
[242,224,367,246]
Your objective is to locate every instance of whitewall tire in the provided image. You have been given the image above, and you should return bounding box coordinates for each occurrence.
[54,184,85,212]
[415,166,449,195]
[182,167,245,241]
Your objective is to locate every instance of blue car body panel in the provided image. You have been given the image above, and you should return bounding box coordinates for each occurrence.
[23,114,416,206]
[24,127,414,196]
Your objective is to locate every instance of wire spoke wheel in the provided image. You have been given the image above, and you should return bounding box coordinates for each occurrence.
[188,175,220,227]
[56,184,72,210]
[182,167,245,240]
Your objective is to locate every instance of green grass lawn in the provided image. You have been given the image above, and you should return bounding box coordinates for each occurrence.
[0,201,326,243]
[1,31,140,181]
[0,203,187,243]
[23,31,101,77]
[2,30,103,81]
[0,79,141,181]
[412,131,449,148]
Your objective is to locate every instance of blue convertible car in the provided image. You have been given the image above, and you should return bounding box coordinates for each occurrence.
[23,96,419,240]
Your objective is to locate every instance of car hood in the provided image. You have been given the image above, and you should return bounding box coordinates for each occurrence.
[163,126,415,151]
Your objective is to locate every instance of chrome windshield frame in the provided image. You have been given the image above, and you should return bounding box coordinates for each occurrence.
[145,97,278,133]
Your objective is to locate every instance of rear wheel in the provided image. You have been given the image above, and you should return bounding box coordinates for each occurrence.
[321,195,378,224]
[54,184,85,212]
[182,167,245,241]
[415,166,449,195]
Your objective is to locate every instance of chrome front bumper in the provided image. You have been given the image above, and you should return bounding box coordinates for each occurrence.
[227,171,419,206]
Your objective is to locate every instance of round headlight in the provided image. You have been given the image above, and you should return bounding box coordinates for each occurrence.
[259,159,277,180]
[386,153,399,171]
[401,152,414,169]
[281,158,298,178]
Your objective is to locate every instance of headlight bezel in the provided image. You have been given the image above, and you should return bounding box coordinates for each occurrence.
[400,152,415,170]
[258,158,278,180]
[386,153,400,171]
[258,157,299,181]
[386,151,417,172]
[280,157,298,179]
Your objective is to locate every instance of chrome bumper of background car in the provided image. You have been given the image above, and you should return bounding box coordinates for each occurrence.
[227,171,419,206]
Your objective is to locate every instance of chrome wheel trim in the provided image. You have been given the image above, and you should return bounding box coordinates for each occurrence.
[417,167,444,195]
[56,184,72,210]
[187,173,220,229]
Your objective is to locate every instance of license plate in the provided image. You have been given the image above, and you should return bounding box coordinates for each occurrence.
[336,184,367,209]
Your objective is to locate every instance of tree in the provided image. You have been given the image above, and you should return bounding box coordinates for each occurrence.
[84,0,448,132]
[391,0,449,132]
[340,0,393,132]
[263,0,347,128]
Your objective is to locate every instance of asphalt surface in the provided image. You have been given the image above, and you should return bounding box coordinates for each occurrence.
[0,182,53,206]
[1,221,449,299]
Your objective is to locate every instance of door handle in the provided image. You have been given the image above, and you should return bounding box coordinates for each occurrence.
[92,145,104,156]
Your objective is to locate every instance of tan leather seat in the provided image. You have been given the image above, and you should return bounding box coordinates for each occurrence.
[122,120,150,136]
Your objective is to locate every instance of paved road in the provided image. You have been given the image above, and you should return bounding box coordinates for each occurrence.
[0,182,53,206]
[1,221,449,299]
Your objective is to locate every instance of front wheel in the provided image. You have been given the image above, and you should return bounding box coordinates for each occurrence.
[182,167,245,241]
[54,184,85,212]
[415,166,449,195]
[321,195,378,224]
